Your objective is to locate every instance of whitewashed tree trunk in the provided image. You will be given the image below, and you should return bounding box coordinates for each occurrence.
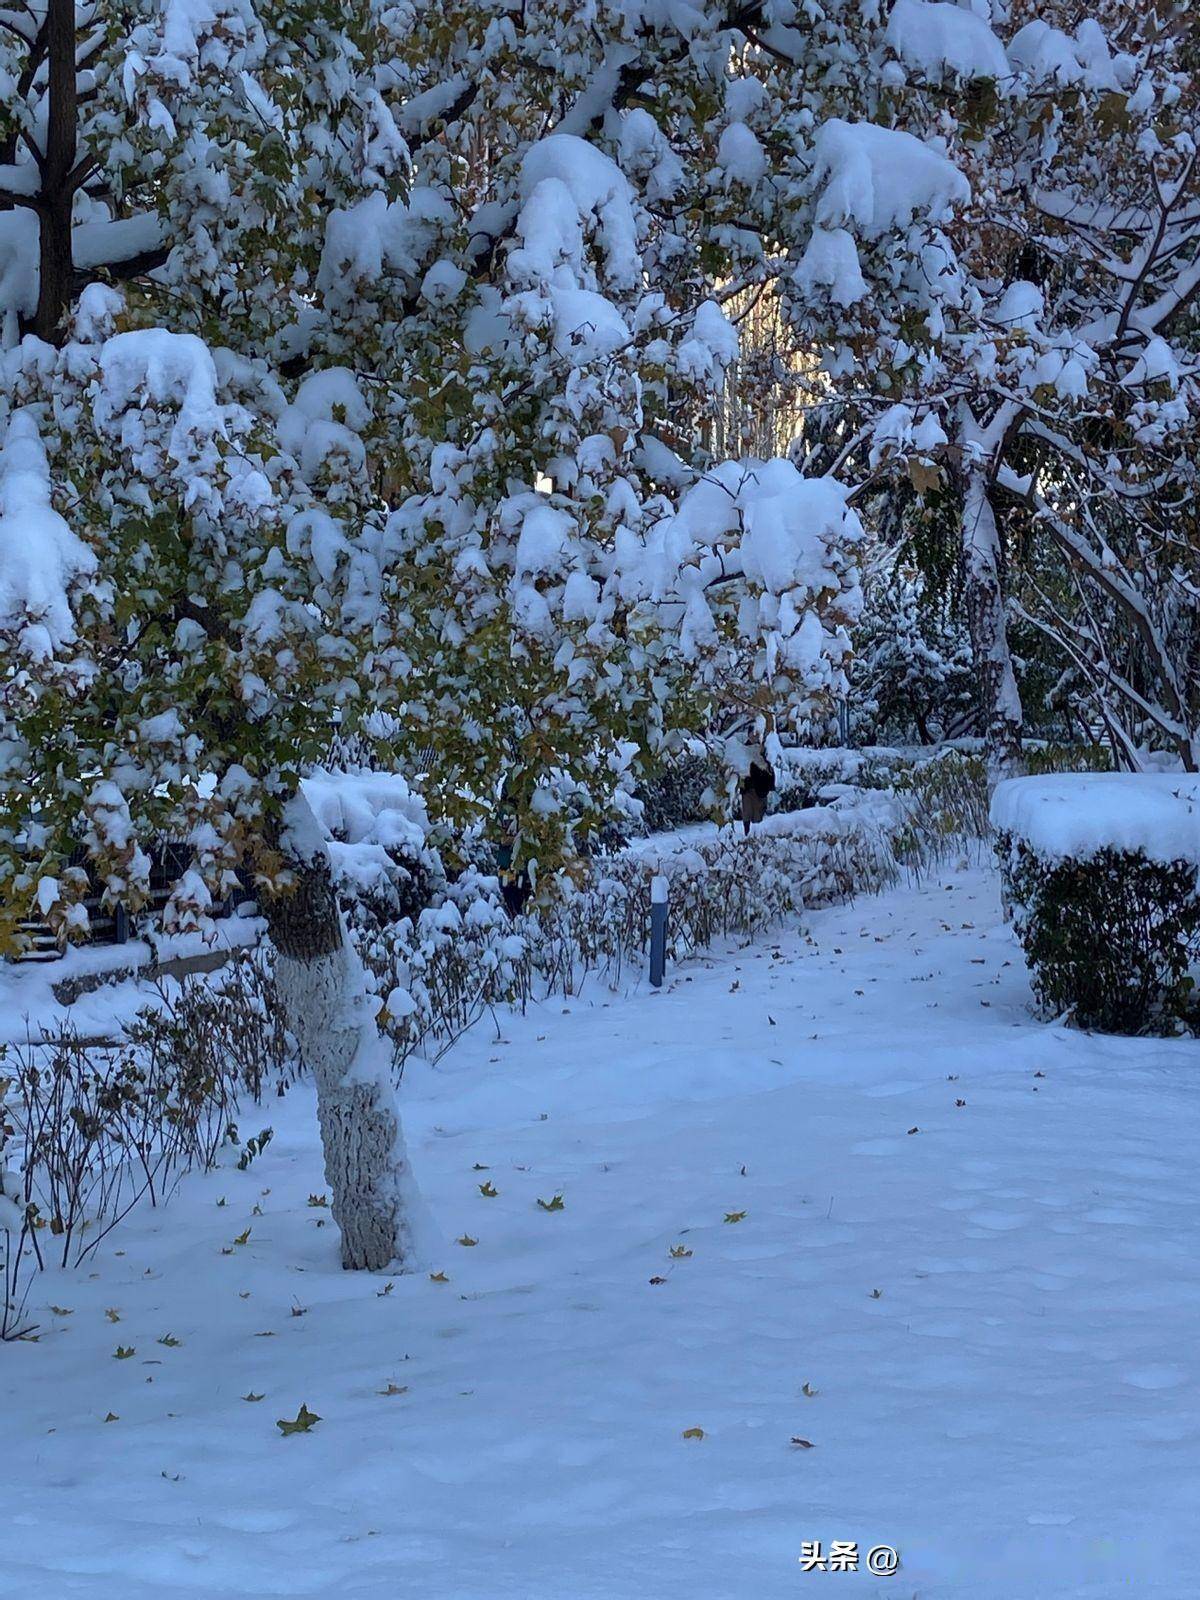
[958,411,1024,781]
[265,797,420,1271]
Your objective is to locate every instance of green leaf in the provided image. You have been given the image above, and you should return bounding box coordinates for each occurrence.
[113,1345,135,1360]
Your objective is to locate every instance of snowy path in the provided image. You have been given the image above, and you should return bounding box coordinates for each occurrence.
[5,867,1200,1599]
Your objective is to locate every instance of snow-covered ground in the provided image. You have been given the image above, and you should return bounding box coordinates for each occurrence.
[5,866,1200,1599]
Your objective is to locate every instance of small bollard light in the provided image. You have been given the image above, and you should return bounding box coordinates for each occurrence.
[649,874,668,989]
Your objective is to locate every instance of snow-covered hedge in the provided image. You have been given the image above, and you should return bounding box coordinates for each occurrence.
[339,792,902,1074]
[991,775,1200,1034]
[1,952,289,1337]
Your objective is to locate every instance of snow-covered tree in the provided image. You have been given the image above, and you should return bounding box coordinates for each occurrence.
[991,3,1200,771]
[0,0,1027,1267]
[776,0,1199,777]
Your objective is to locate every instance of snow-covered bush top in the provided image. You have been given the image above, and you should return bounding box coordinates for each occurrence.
[991,775,1200,869]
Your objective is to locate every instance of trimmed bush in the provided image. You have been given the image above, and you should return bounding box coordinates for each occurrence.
[998,841,1200,1034]
[992,774,1200,1035]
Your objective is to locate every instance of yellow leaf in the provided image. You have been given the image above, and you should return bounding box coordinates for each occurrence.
[681,1427,705,1440]
[536,1194,565,1212]
[906,458,942,496]
[429,1271,449,1283]
[276,1404,321,1436]
[724,1211,747,1224]
[478,1181,498,1198]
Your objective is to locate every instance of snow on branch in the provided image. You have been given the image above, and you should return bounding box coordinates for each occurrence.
[0,409,96,662]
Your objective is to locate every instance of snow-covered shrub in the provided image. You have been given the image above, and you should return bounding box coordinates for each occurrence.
[849,559,976,745]
[0,1060,33,1339]
[137,949,294,1104]
[634,748,722,835]
[770,743,990,858]
[1024,742,1113,778]
[771,747,880,811]
[340,796,901,1075]
[602,805,901,963]
[992,776,1200,1034]
[888,749,990,868]
[355,871,531,1073]
[302,769,515,1069]
[773,742,1112,872]
[308,766,896,1076]
[2,955,288,1290]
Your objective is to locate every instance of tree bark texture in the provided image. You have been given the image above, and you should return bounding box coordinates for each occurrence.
[264,802,419,1271]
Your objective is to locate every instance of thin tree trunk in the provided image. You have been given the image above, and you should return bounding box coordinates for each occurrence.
[961,460,1024,781]
[263,796,420,1271]
[34,0,77,344]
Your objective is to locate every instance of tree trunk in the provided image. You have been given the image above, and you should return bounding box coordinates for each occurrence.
[34,0,77,345]
[263,796,420,1271]
[961,463,1024,781]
